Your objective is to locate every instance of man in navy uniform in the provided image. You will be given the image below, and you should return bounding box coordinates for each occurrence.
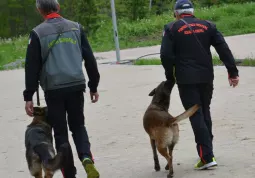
[160,0,239,170]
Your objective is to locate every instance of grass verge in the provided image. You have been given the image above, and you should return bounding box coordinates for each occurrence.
[133,57,255,66]
[1,57,254,71]
[0,59,25,71]
[1,3,255,67]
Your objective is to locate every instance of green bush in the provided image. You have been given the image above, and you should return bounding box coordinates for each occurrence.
[1,2,255,66]
[193,0,255,6]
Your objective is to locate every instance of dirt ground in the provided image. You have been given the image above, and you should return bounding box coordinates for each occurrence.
[0,65,255,178]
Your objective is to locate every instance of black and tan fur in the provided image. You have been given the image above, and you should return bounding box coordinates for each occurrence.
[143,81,199,178]
[25,107,68,178]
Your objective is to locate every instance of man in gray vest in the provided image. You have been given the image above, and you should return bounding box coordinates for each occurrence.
[23,0,100,177]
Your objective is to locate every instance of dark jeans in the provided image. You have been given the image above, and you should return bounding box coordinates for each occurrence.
[45,90,93,178]
[178,83,214,163]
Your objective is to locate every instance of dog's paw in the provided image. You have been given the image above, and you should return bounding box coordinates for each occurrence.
[168,169,174,178]
[167,173,174,178]
[165,164,169,170]
[154,165,160,172]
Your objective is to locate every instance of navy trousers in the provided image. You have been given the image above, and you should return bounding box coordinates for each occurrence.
[178,83,214,163]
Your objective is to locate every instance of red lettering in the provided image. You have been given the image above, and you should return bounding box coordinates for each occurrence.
[184,30,192,34]
[194,29,204,33]
[197,23,208,30]
[178,25,187,32]
[178,23,208,33]
[183,29,205,35]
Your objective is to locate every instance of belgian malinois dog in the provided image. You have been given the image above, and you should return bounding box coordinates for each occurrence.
[143,81,199,178]
[25,107,68,178]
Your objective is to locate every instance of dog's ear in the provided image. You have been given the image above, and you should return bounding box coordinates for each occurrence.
[33,107,46,116]
[149,88,156,96]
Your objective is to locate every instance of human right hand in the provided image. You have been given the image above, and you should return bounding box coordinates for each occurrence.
[229,76,239,88]
[90,92,99,103]
[25,101,34,117]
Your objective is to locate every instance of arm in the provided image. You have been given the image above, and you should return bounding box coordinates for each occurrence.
[210,23,239,78]
[23,31,42,101]
[80,25,100,93]
[160,25,176,87]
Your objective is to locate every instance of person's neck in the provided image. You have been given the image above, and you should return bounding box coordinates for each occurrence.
[177,13,193,20]
[43,12,61,20]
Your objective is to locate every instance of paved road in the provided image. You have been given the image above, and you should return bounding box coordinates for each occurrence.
[0,64,255,178]
[95,33,255,64]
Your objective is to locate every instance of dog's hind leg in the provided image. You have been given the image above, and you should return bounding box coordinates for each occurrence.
[150,139,160,171]
[28,154,43,178]
[157,145,173,178]
[44,170,53,178]
[31,167,42,178]
[34,173,43,178]
[31,166,43,178]
[165,144,175,176]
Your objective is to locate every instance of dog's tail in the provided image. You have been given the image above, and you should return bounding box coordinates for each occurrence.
[171,104,200,125]
[44,143,69,172]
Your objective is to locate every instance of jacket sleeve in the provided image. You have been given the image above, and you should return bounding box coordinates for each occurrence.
[23,31,42,101]
[80,25,100,93]
[160,24,176,86]
[209,22,239,78]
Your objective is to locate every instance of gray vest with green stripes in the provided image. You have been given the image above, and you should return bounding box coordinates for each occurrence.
[33,17,85,91]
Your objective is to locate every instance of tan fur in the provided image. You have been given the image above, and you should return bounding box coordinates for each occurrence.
[143,81,199,178]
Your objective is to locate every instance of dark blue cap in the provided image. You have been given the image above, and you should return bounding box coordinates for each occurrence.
[174,0,194,10]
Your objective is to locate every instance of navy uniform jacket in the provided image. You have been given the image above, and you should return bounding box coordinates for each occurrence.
[160,15,239,84]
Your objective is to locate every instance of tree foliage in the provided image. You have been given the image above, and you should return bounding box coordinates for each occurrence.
[0,0,254,38]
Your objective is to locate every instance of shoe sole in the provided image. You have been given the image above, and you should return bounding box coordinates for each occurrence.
[194,161,218,170]
[85,163,100,178]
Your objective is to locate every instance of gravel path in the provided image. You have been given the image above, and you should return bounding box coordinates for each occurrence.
[0,64,254,178]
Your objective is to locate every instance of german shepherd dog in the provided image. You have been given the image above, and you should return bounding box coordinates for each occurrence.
[25,107,68,178]
[143,81,199,178]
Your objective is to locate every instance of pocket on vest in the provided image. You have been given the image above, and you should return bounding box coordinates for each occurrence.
[49,72,85,87]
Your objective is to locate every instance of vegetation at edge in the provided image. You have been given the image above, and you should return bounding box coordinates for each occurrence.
[1,1,255,67]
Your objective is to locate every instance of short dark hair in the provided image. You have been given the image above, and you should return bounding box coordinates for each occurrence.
[36,0,59,14]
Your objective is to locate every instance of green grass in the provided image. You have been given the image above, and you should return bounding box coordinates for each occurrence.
[0,36,28,67]
[1,2,255,68]
[134,57,255,66]
[134,58,162,65]
[91,2,255,51]
[240,58,255,66]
